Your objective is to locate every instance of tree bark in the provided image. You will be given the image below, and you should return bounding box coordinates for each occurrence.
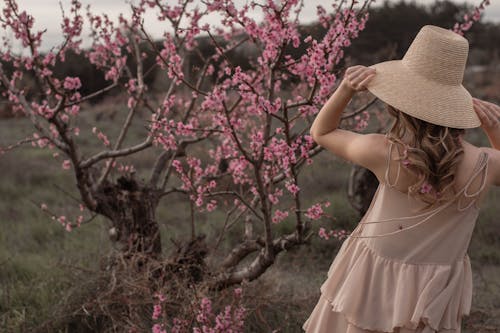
[94,175,162,259]
[347,165,379,217]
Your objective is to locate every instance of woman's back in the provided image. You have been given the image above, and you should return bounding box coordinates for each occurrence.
[304,138,492,332]
[354,136,490,259]
[382,137,493,210]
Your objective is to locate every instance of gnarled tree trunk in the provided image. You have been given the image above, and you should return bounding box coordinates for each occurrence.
[94,175,162,259]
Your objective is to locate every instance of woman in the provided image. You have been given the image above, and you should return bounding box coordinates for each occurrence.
[303,25,500,333]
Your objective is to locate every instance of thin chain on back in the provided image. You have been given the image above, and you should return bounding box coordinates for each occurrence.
[385,140,488,204]
[347,141,489,239]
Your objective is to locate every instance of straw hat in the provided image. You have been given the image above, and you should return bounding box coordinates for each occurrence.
[365,25,481,129]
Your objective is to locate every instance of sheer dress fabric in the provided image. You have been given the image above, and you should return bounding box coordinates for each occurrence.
[302,140,489,333]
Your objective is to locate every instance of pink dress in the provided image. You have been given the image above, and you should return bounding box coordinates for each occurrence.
[302,140,490,333]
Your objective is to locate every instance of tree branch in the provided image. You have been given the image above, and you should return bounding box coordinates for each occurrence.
[96,33,146,187]
[79,139,153,169]
[213,228,314,289]
[205,190,264,221]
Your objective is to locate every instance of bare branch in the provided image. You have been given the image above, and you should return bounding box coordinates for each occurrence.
[213,228,314,289]
[158,186,189,198]
[205,190,264,221]
[52,183,85,206]
[79,138,153,169]
[212,204,246,252]
[219,238,263,269]
[150,151,173,187]
[63,82,119,108]
[0,136,44,154]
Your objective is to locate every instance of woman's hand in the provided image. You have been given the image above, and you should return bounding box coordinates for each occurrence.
[473,97,500,150]
[341,65,376,92]
[473,97,500,132]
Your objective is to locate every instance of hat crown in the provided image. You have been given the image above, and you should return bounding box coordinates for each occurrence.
[401,25,469,85]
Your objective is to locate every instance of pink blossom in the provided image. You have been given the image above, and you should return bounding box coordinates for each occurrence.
[58,215,67,225]
[63,77,82,90]
[206,199,217,212]
[305,203,324,220]
[76,215,83,227]
[152,304,162,320]
[268,188,283,205]
[155,292,167,302]
[420,181,433,194]
[272,209,289,224]
[451,0,490,35]
[285,182,300,196]
[318,227,330,240]
[196,297,212,324]
[95,131,110,146]
[62,160,71,170]
[152,324,166,333]
[318,227,348,241]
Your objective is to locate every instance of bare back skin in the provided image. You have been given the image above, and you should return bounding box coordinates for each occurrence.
[374,136,493,210]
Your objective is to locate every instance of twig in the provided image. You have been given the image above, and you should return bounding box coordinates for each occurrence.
[205,190,264,221]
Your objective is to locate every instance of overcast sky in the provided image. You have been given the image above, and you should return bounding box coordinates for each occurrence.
[2,0,499,53]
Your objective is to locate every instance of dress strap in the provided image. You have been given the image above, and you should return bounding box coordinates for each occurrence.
[384,140,401,187]
[456,151,489,211]
[347,195,455,239]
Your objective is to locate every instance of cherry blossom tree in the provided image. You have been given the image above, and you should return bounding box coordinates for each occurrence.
[0,0,489,293]
[0,0,371,287]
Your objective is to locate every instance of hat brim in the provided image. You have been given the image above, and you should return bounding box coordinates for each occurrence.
[365,60,481,129]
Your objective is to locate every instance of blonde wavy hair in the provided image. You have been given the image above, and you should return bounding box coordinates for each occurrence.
[385,104,466,210]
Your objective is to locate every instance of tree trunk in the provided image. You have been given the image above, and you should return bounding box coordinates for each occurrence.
[347,165,379,217]
[94,175,162,259]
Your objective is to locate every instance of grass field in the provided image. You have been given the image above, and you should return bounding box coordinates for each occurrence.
[0,99,499,332]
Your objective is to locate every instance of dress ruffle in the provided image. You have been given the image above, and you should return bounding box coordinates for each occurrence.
[304,237,472,332]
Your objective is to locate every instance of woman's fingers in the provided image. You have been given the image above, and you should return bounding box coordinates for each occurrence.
[473,98,500,130]
[357,72,376,90]
[475,107,491,128]
[346,67,366,84]
[345,66,376,91]
[345,65,364,75]
[475,99,499,124]
[483,100,500,118]
[474,100,492,127]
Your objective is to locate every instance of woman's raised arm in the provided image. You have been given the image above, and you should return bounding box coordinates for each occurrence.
[473,98,500,187]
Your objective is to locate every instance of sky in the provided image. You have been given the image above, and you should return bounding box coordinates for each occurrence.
[1,0,499,54]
